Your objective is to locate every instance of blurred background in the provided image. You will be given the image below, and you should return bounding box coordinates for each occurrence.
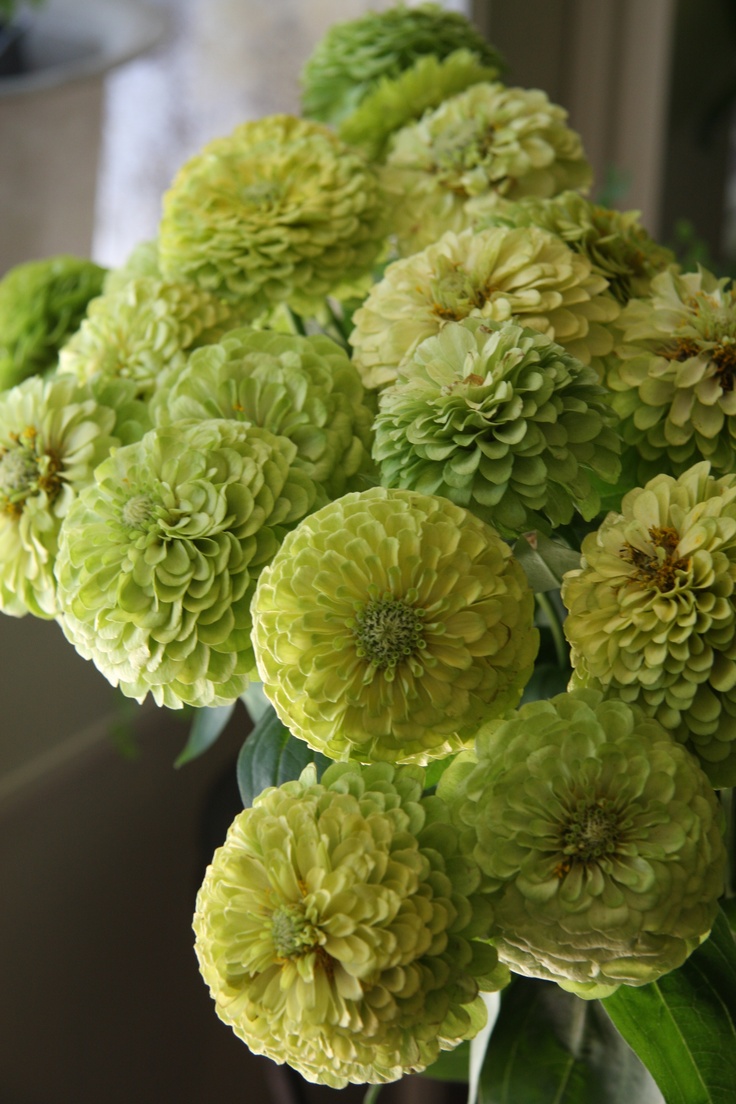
[1,0,735,1100]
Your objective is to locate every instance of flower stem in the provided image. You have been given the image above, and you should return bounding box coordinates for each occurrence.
[535,590,569,672]
[363,1086,382,1104]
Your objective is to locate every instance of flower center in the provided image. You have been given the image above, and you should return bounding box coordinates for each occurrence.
[429,258,489,321]
[271,905,316,959]
[558,799,620,868]
[0,429,62,516]
[353,595,425,670]
[621,525,689,592]
[662,335,736,391]
[122,493,154,529]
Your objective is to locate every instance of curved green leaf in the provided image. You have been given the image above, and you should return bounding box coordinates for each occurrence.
[421,1041,471,1083]
[237,706,332,807]
[512,532,580,593]
[603,908,736,1104]
[174,702,235,767]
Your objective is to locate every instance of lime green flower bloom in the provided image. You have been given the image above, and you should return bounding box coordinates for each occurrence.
[151,328,375,499]
[380,83,591,255]
[55,421,323,709]
[374,318,621,536]
[252,487,538,764]
[158,115,387,316]
[340,49,501,162]
[563,461,736,786]
[350,226,619,390]
[441,689,726,998]
[0,255,106,391]
[301,3,503,128]
[472,191,675,305]
[0,375,119,618]
[194,761,507,1088]
[58,276,239,399]
[605,267,736,480]
[102,239,161,295]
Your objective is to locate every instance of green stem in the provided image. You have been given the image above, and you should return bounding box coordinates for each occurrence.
[324,298,352,350]
[535,591,569,672]
[363,1085,382,1104]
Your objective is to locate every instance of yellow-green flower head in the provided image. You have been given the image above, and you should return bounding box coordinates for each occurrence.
[151,329,376,499]
[251,487,538,764]
[55,421,324,709]
[194,761,507,1088]
[57,276,239,399]
[472,191,675,305]
[562,461,736,787]
[373,318,621,537]
[0,255,106,391]
[102,239,161,295]
[158,115,388,315]
[350,226,619,390]
[440,689,726,998]
[605,267,736,481]
[380,83,592,256]
[339,49,502,162]
[301,3,503,128]
[0,375,119,618]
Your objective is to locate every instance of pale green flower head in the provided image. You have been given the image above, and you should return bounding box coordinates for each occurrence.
[151,328,376,499]
[374,318,621,537]
[472,191,675,305]
[0,255,106,391]
[55,421,324,709]
[441,689,726,998]
[381,82,592,255]
[339,49,501,162]
[194,760,507,1088]
[158,115,387,316]
[102,239,161,295]
[350,226,619,390]
[252,486,538,764]
[58,276,240,399]
[605,266,736,481]
[563,461,736,787]
[301,3,503,128]
[0,374,120,618]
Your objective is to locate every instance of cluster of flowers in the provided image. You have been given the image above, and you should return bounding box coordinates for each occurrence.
[0,2,733,1091]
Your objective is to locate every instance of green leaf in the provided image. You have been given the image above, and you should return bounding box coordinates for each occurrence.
[521,661,570,706]
[421,1041,471,1083]
[603,907,736,1104]
[237,706,332,807]
[174,702,235,767]
[513,532,581,593]
[479,978,661,1104]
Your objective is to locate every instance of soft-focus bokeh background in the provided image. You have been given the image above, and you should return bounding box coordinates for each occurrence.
[1,1,735,1100]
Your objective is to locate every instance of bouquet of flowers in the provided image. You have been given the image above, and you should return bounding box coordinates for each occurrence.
[2,4,735,1100]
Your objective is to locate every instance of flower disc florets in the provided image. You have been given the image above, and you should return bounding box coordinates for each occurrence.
[562,461,736,786]
[58,276,238,399]
[300,3,503,128]
[251,486,538,763]
[373,318,621,536]
[0,375,119,618]
[194,761,507,1088]
[605,267,736,480]
[350,226,619,390]
[151,328,375,498]
[440,689,726,998]
[55,421,323,708]
[0,255,106,391]
[380,83,591,255]
[158,115,387,315]
[473,191,675,305]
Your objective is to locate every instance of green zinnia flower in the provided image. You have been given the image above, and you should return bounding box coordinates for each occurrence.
[0,375,119,618]
[0,255,106,391]
[350,226,619,390]
[562,461,736,786]
[301,3,503,128]
[339,49,502,162]
[57,276,240,399]
[194,761,507,1088]
[441,689,725,998]
[472,191,675,305]
[373,318,621,537]
[251,487,538,764]
[380,82,592,256]
[158,115,387,315]
[605,267,736,480]
[55,421,323,709]
[151,328,376,499]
